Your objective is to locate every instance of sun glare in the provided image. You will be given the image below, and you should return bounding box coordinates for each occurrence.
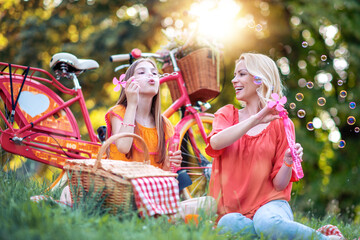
[189,0,241,41]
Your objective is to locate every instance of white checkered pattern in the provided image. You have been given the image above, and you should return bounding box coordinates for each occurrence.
[131,177,180,217]
[316,224,344,238]
[30,195,72,208]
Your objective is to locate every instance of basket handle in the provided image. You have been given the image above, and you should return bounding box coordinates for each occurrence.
[93,133,149,171]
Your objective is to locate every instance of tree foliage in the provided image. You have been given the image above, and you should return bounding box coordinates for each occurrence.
[1,0,359,221]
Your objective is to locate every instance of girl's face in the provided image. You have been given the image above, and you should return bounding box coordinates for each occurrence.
[232,60,260,102]
[133,61,160,95]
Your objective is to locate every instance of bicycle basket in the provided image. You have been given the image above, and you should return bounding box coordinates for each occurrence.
[64,133,178,215]
[162,48,220,104]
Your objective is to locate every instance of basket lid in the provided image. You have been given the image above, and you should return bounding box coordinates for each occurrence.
[65,159,178,179]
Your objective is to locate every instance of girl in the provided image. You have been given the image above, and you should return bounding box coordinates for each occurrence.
[60,58,182,205]
[205,53,343,239]
[61,58,217,218]
[105,58,182,170]
[106,57,216,220]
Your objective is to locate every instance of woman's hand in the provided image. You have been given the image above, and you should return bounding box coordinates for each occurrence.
[284,143,304,165]
[125,76,140,106]
[293,143,303,160]
[254,105,280,125]
[168,150,182,170]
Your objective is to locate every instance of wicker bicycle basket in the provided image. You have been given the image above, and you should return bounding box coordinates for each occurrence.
[162,48,220,104]
[64,133,177,214]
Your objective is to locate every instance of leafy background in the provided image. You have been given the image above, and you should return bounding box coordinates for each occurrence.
[1,0,359,222]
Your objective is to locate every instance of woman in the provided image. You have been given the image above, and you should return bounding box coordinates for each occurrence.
[205,53,342,239]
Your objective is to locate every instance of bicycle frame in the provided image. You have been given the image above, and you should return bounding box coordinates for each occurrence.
[160,73,209,143]
[0,62,101,168]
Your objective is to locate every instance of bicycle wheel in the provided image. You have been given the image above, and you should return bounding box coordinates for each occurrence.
[177,114,214,198]
[0,91,60,183]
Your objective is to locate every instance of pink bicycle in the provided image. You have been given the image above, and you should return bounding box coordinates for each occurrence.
[0,48,217,197]
[0,54,102,187]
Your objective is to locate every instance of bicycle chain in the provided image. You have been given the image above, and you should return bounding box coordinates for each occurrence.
[158,72,178,78]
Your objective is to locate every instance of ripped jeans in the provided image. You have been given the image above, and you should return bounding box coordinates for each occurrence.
[218,200,329,240]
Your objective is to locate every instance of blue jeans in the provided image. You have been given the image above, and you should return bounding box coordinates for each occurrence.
[218,200,329,239]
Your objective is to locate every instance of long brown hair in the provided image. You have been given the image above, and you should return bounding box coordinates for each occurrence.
[113,58,167,164]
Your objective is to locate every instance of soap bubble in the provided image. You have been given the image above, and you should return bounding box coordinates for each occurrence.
[302,41,308,48]
[355,127,360,133]
[306,122,314,131]
[317,97,326,106]
[295,93,304,101]
[337,80,343,86]
[321,55,327,61]
[349,102,356,109]
[253,76,262,85]
[306,81,314,89]
[297,109,306,118]
[347,116,356,125]
[338,140,346,148]
[289,103,296,109]
[339,90,347,98]
[255,24,263,32]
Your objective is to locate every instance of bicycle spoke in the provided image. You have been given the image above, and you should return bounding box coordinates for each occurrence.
[177,115,214,198]
[190,175,206,196]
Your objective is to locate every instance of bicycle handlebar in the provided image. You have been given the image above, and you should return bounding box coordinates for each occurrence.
[110,48,181,72]
[110,48,162,63]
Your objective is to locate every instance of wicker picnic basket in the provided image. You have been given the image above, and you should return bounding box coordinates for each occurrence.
[64,133,177,214]
[162,48,220,104]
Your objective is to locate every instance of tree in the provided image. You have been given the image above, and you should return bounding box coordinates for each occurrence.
[1,0,359,221]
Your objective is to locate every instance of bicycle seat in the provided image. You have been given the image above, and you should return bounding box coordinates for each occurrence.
[50,52,99,72]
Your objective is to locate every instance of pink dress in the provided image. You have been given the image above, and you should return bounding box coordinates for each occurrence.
[205,104,298,219]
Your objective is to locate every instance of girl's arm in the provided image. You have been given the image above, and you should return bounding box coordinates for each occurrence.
[111,104,137,154]
[112,78,139,154]
[273,143,303,191]
[210,106,279,150]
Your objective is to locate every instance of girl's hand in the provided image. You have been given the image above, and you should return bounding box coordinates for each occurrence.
[168,150,182,170]
[254,105,280,124]
[125,76,140,106]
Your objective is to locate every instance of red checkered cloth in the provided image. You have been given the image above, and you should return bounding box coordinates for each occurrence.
[316,224,344,238]
[30,195,72,208]
[131,177,180,217]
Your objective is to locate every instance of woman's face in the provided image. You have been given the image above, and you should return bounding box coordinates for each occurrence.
[133,61,160,96]
[232,60,260,102]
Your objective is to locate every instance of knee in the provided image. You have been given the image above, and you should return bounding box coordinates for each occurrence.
[218,213,239,228]
[218,213,256,236]
[253,215,284,237]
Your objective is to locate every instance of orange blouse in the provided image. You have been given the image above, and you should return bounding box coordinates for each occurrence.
[205,104,298,219]
[105,105,174,168]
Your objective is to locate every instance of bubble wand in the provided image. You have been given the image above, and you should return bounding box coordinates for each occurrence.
[268,93,304,179]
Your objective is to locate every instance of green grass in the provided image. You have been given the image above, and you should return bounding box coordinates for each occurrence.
[0,170,359,240]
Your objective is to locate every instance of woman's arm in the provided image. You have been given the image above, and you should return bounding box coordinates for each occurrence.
[273,143,303,191]
[209,115,258,150]
[210,106,280,150]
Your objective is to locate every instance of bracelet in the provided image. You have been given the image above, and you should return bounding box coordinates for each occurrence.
[284,160,293,168]
[121,122,135,127]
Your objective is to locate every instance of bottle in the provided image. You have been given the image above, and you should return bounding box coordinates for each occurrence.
[169,132,180,173]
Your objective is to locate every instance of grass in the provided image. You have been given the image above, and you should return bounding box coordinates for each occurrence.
[0,170,359,240]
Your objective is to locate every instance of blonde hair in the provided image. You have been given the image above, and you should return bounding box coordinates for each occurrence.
[113,58,167,164]
[237,53,285,108]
